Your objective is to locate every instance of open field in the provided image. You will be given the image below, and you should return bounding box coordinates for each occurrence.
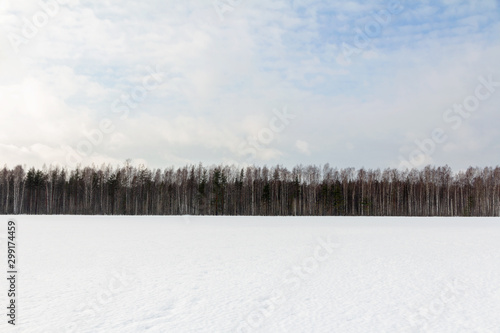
[1,216,499,332]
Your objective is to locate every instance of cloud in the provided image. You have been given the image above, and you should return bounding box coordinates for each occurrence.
[0,0,499,170]
[296,140,311,155]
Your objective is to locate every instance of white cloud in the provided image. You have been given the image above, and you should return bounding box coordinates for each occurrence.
[296,140,310,155]
[0,0,498,170]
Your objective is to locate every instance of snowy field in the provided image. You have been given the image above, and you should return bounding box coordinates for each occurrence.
[1,216,500,333]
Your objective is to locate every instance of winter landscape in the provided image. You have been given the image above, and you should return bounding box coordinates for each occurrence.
[1,0,500,332]
[1,216,499,333]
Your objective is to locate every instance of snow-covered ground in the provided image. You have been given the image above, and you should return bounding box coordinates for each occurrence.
[1,216,500,333]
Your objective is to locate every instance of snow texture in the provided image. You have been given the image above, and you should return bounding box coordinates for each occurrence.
[1,216,499,333]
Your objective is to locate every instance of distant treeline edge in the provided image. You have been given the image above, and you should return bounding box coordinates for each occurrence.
[1,163,499,216]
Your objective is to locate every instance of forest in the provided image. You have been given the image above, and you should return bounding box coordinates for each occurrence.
[0,163,499,216]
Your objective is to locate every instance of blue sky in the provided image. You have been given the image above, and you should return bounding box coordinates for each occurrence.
[0,0,499,170]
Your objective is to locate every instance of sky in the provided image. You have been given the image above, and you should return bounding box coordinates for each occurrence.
[0,0,499,171]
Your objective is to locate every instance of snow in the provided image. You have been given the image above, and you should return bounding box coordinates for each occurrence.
[1,216,500,333]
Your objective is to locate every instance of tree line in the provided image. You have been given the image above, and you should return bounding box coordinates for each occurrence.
[0,163,499,216]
